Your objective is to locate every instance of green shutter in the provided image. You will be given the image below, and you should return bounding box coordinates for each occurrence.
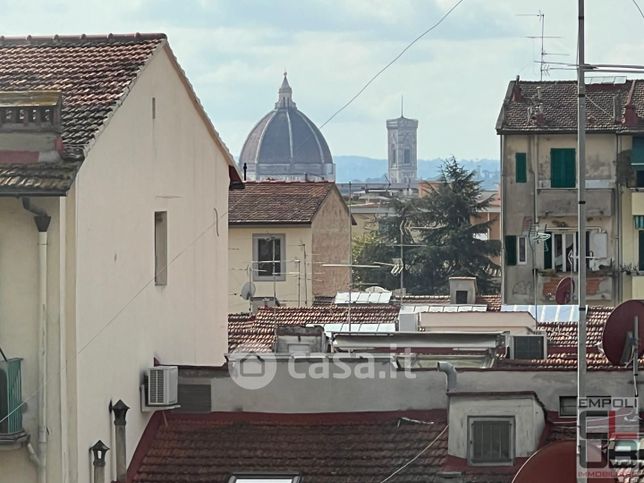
[515,153,527,183]
[505,235,517,266]
[551,148,576,188]
[633,137,644,166]
[543,232,552,269]
[639,231,644,271]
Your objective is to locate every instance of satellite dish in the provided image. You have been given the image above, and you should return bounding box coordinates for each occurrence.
[240,281,256,300]
[602,300,644,366]
[555,277,574,305]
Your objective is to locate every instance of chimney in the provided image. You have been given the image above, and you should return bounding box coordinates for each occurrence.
[613,95,621,123]
[110,400,130,483]
[624,103,639,128]
[511,75,523,102]
[535,104,545,126]
[448,277,477,305]
[90,440,109,483]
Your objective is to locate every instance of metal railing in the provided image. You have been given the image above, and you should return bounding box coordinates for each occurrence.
[0,358,23,435]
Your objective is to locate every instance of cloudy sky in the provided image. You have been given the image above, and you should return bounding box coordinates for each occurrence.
[2,0,644,160]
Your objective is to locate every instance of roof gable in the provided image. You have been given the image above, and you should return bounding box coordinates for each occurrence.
[228,181,335,225]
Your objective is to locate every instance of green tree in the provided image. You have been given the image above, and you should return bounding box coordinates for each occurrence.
[353,158,500,295]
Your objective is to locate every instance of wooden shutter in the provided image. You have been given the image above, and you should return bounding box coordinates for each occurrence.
[639,231,644,271]
[543,232,552,269]
[551,148,576,188]
[515,153,527,183]
[505,235,517,266]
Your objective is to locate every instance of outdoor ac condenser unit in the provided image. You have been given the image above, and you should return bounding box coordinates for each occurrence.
[147,366,178,406]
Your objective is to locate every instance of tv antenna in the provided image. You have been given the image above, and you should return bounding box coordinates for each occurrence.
[517,11,565,81]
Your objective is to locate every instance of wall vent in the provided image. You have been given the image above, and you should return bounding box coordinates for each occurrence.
[147,366,178,406]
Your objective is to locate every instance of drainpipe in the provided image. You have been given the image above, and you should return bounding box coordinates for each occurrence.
[437,361,457,391]
[59,196,69,483]
[22,197,51,483]
[110,400,130,483]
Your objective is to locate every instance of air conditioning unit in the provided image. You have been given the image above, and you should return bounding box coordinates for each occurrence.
[147,366,178,406]
[510,334,547,360]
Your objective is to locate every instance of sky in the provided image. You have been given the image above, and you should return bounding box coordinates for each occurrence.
[2,0,644,160]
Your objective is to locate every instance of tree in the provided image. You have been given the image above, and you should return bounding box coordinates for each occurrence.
[353,158,500,295]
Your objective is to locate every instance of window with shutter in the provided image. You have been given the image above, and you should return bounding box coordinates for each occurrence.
[505,235,517,266]
[639,231,644,272]
[551,148,576,188]
[515,153,527,183]
[633,137,644,166]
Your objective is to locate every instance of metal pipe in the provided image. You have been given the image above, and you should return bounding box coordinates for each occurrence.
[111,400,129,483]
[437,361,457,391]
[576,1,587,481]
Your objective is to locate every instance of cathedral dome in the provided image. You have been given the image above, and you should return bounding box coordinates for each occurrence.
[239,74,335,181]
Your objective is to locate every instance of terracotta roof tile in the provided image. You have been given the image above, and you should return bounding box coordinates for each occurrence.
[228,306,400,353]
[132,411,450,483]
[497,306,641,370]
[497,79,644,133]
[0,161,79,194]
[0,34,165,192]
[228,181,335,224]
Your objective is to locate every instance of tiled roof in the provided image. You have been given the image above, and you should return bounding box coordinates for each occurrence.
[497,306,644,370]
[228,306,400,352]
[131,410,452,483]
[496,78,644,133]
[0,162,79,194]
[312,294,502,311]
[228,181,336,224]
[0,34,165,193]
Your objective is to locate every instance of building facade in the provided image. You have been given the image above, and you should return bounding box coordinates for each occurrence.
[496,76,644,305]
[228,181,352,313]
[0,34,239,483]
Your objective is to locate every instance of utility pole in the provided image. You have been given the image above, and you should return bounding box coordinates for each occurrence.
[348,181,353,330]
[576,0,587,481]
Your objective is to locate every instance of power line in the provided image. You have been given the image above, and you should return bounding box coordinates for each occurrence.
[317,0,465,130]
[378,425,448,483]
[632,0,644,20]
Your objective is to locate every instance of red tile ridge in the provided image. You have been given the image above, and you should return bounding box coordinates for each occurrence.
[0,33,167,45]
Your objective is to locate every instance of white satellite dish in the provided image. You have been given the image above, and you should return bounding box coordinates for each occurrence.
[240,281,256,300]
[365,286,389,293]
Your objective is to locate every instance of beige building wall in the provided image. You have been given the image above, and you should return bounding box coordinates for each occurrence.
[0,197,64,483]
[311,189,351,297]
[502,133,617,304]
[228,226,313,313]
[68,46,231,483]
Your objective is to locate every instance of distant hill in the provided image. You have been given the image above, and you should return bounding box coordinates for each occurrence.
[335,155,500,189]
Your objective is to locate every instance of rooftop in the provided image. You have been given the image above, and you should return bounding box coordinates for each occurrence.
[496,77,644,134]
[228,181,339,225]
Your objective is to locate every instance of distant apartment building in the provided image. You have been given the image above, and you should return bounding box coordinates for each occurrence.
[497,75,644,305]
[228,181,352,313]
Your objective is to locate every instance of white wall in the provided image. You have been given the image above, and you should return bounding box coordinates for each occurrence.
[72,45,230,482]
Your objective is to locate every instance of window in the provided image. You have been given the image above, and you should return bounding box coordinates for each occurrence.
[253,234,285,281]
[390,144,397,165]
[505,235,517,266]
[511,335,546,359]
[455,290,468,304]
[515,152,527,183]
[404,148,411,165]
[469,417,514,465]
[550,148,576,188]
[518,236,527,264]
[639,231,644,271]
[154,211,168,285]
[543,231,591,272]
[229,476,301,483]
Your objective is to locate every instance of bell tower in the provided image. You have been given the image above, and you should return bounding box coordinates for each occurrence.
[387,104,418,186]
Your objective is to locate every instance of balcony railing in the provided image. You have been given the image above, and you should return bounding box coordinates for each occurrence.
[0,358,23,436]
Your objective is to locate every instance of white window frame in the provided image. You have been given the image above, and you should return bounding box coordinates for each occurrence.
[252,234,286,282]
[546,230,596,273]
[518,236,527,264]
[468,416,515,466]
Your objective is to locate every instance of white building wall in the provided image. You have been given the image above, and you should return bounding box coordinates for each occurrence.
[72,46,230,482]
